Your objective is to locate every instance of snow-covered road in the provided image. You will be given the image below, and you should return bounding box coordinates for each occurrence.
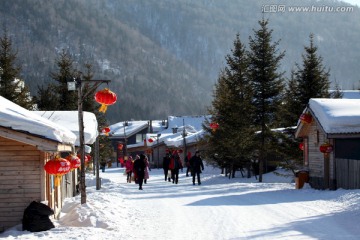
[2,166,360,240]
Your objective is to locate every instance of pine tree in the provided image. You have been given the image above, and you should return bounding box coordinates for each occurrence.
[0,28,34,109]
[295,34,331,112]
[36,50,79,110]
[280,70,302,127]
[248,19,285,182]
[204,34,255,178]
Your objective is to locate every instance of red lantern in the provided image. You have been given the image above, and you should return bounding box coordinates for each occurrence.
[210,122,219,131]
[95,88,117,113]
[148,138,154,143]
[118,143,123,150]
[319,143,333,153]
[300,113,312,124]
[77,154,90,163]
[66,155,81,170]
[44,157,71,187]
[299,142,304,151]
[102,127,111,136]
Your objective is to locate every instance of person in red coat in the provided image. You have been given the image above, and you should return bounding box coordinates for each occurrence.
[125,156,134,183]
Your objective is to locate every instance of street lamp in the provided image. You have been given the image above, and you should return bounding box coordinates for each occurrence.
[157,133,161,168]
[68,77,111,204]
[182,118,187,161]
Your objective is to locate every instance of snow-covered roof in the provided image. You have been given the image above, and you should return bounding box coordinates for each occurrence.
[339,90,360,99]
[109,120,149,137]
[308,98,360,135]
[34,111,99,146]
[149,115,208,148]
[0,96,76,144]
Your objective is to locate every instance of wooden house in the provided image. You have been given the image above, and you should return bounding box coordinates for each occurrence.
[109,120,167,167]
[108,116,207,168]
[295,98,360,190]
[0,97,76,231]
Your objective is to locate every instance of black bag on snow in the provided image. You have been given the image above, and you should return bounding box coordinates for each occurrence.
[22,201,55,232]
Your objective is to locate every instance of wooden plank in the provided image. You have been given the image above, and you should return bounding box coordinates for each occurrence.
[0,192,40,199]
[0,160,40,166]
[0,155,41,161]
[0,179,40,185]
[0,145,38,151]
[0,150,42,156]
[0,174,40,180]
[0,170,41,176]
[0,201,32,208]
[0,188,41,194]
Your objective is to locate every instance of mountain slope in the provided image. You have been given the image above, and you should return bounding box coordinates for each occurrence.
[1,0,359,123]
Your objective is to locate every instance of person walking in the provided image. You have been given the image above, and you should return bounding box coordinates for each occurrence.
[162,153,171,182]
[133,154,146,190]
[125,156,133,183]
[189,151,204,185]
[170,151,183,184]
[133,155,140,184]
[144,155,150,184]
[185,152,192,177]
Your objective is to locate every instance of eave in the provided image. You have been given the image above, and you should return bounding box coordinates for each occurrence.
[0,126,72,152]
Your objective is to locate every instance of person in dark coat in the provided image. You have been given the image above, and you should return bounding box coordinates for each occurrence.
[162,153,171,181]
[189,151,204,185]
[184,152,192,177]
[169,151,183,184]
[133,154,146,190]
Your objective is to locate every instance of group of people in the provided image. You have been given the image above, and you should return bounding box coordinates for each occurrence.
[125,154,150,190]
[124,150,204,190]
[163,150,204,185]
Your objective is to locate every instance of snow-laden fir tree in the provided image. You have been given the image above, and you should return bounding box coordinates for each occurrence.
[248,19,285,182]
[203,34,256,178]
[295,34,331,112]
[0,28,34,109]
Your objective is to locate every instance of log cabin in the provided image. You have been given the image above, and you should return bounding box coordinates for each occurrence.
[295,98,360,190]
[0,96,76,232]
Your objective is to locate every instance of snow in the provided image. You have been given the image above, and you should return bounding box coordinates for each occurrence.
[0,96,76,144]
[309,98,360,134]
[34,111,99,146]
[2,165,360,240]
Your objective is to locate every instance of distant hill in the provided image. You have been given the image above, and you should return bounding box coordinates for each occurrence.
[1,0,359,123]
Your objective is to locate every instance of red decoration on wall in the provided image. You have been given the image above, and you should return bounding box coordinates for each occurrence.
[148,138,154,143]
[210,122,219,131]
[299,142,304,151]
[95,88,117,113]
[118,143,124,150]
[319,143,333,153]
[44,157,71,187]
[101,127,111,136]
[300,113,312,124]
[77,154,90,163]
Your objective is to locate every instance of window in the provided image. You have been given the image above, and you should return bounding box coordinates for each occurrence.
[136,134,146,143]
[335,138,360,160]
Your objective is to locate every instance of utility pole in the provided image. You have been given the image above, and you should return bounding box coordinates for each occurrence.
[68,77,110,204]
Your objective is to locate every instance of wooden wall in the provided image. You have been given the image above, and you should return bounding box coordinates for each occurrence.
[0,136,42,231]
[336,158,360,189]
[306,123,335,189]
